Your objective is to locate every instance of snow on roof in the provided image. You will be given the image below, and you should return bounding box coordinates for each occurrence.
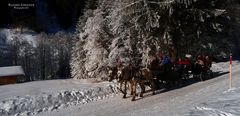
[0,66,25,77]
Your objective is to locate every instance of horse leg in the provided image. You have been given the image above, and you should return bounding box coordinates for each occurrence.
[150,79,156,95]
[123,80,127,99]
[117,80,126,94]
[120,81,122,91]
[139,80,145,97]
[130,80,134,95]
[119,80,123,92]
[131,81,137,101]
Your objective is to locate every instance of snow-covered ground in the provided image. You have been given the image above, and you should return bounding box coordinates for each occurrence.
[188,88,240,116]
[0,79,119,116]
[0,61,240,116]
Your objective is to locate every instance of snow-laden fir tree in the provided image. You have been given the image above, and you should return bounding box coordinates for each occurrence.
[71,0,231,79]
[71,0,112,79]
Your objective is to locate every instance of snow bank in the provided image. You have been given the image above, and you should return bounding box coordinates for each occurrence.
[188,87,240,116]
[211,61,240,72]
[0,81,119,116]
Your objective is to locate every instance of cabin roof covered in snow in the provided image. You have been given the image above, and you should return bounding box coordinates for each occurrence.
[0,66,25,77]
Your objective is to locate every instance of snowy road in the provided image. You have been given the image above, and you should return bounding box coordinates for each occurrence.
[35,62,240,116]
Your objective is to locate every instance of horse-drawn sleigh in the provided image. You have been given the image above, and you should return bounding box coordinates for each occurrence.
[108,55,213,101]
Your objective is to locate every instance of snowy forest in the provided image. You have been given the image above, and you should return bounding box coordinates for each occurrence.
[0,0,240,81]
[0,29,72,81]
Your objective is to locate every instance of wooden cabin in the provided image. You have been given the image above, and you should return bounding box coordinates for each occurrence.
[0,66,25,85]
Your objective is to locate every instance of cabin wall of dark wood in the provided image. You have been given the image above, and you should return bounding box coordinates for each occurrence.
[0,76,17,85]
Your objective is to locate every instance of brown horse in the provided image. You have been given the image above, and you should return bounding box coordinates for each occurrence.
[108,65,156,101]
[132,67,156,100]
[116,66,135,99]
[108,66,127,93]
[120,66,157,101]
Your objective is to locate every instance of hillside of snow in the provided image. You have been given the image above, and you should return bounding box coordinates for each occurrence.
[0,28,39,66]
[0,28,37,47]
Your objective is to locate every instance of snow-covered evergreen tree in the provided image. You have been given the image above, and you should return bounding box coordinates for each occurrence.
[71,0,112,79]
[71,0,231,79]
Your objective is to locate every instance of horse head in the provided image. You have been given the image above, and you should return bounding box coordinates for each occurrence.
[107,66,118,82]
[117,67,123,79]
